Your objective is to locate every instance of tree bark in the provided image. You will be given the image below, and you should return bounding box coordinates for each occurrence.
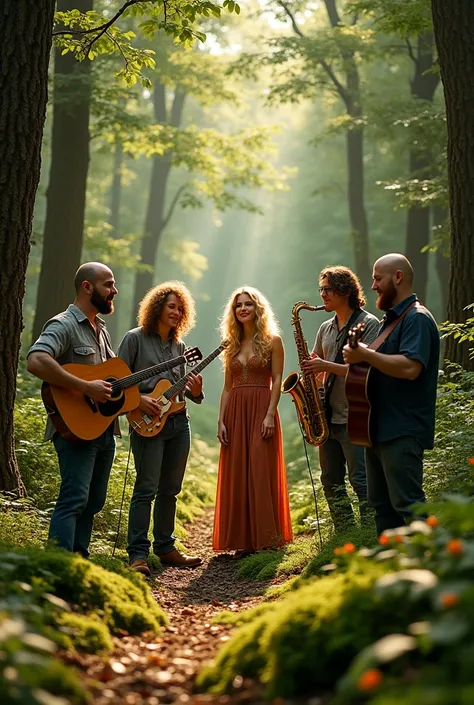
[0,0,55,492]
[131,83,186,322]
[32,0,93,343]
[431,1,474,369]
[432,204,449,320]
[405,32,439,302]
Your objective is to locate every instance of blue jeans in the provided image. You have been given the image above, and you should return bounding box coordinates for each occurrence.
[127,413,191,561]
[365,436,426,535]
[318,423,369,529]
[50,427,116,557]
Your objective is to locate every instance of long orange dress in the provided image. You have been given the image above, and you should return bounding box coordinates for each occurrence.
[212,355,293,552]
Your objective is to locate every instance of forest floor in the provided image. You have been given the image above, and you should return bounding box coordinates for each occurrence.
[65,508,322,705]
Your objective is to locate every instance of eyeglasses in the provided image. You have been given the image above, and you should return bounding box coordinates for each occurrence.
[318,286,334,295]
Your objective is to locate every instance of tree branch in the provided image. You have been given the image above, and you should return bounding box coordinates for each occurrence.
[277,0,350,105]
[405,36,417,64]
[53,0,142,58]
[162,183,188,229]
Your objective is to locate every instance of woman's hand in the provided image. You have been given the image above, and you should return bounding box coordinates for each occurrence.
[186,372,203,397]
[217,421,228,445]
[139,395,160,416]
[261,413,275,439]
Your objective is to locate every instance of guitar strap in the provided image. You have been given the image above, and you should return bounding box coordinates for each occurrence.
[368,301,419,351]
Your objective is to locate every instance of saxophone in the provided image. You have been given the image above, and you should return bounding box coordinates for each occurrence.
[282,302,329,446]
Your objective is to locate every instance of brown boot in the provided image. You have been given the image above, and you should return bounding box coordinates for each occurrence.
[157,549,202,568]
[130,558,151,576]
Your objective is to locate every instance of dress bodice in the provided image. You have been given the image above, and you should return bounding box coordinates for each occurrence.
[230,355,272,388]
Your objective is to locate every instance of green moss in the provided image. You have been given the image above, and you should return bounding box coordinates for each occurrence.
[1,547,167,638]
[198,563,421,698]
[58,612,113,653]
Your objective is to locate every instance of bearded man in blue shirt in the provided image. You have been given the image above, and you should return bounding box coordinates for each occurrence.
[343,253,440,535]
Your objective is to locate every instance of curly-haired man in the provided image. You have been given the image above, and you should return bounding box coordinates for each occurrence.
[301,265,379,529]
[118,281,204,574]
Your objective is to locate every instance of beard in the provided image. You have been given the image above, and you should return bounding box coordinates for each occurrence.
[91,287,114,315]
[376,281,397,312]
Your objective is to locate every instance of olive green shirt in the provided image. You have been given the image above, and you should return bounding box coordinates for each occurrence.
[27,304,118,440]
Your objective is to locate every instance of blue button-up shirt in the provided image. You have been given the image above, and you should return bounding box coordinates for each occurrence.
[368,294,440,449]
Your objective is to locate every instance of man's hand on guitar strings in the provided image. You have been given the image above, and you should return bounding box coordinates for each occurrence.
[343,341,369,365]
[84,379,113,402]
[186,373,203,397]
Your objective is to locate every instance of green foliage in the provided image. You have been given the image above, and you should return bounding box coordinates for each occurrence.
[347,0,432,36]
[440,308,474,361]
[57,612,113,653]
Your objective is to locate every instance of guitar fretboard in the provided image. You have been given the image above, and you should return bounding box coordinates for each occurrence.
[111,355,186,393]
[164,345,225,400]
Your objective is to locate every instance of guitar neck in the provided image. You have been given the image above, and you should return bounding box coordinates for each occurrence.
[113,355,186,392]
[164,345,224,400]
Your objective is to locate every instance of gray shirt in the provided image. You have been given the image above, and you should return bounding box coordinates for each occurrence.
[117,327,203,404]
[312,310,380,424]
[27,304,117,440]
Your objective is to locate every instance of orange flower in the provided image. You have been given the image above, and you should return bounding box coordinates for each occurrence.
[357,668,383,692]
[379,534,390,546]
[426,516,439,528]
[394,534,404,543]
[334,547,343,556]
[440,592,459,608]
[343,542,356,554]
[468,458,474,466]
[446,538,464,556]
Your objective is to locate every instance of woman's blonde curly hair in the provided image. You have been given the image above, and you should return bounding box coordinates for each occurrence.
[220,286,279,368]
[138,280,196,340]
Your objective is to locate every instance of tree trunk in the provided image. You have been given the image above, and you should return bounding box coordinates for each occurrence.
[431,1,474,369]
[107,140,123,345]
[0,0,55,492]
[131,84,186,322]
[432,204,450,321]
[32,0,93,342]
[323,0,372,292]
[405,32,439,303]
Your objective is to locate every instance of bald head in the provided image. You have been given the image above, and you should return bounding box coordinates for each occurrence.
[372,253,414,312]
[74,262,113,293]
[374,253,414,284]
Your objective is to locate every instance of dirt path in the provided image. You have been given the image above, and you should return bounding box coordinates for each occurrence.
[69,508,283,705]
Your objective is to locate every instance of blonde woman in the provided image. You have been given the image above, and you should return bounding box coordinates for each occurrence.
[213,287,293,558]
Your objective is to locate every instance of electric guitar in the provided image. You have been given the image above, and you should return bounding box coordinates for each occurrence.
[41,347,202,442]
[345,322,372,447]
[127,341,228,437]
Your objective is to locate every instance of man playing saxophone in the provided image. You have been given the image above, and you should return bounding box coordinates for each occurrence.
[301,266,379,530]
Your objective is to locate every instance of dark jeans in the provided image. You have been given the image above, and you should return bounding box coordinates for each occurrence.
[318,423,369,529]
[50,427,116,557]
[365,435,426,535]
[127,413,190,561]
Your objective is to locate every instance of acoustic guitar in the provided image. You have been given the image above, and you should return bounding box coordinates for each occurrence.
[41,347,202,442]
[345,322,372,447]
[127,341,228,437]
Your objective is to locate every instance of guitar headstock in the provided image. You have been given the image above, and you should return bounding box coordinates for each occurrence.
[347,322,366,350]
[184,347,203,365]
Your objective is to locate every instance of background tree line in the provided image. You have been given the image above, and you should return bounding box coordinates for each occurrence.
[1,0,474,493]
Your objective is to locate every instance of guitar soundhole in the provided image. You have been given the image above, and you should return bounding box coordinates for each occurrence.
[98,377,125,417]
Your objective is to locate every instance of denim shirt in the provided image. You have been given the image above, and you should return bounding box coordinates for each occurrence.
[28,304,117,440]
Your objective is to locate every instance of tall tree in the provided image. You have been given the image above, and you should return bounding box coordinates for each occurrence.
[132,81,186,312]
[404,31,439,301]
[0,0,55,492]
[431,1,474,369]
[32,0,93,343]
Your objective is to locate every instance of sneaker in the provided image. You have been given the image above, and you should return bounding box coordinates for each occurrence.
[130,558,151,576]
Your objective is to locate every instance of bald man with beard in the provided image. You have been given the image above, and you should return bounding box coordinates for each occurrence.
[28,262,119,557]
[343,254,440,534]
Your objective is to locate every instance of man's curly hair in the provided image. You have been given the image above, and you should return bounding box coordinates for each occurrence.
[137,280,196,340]
[319,266,366,309]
